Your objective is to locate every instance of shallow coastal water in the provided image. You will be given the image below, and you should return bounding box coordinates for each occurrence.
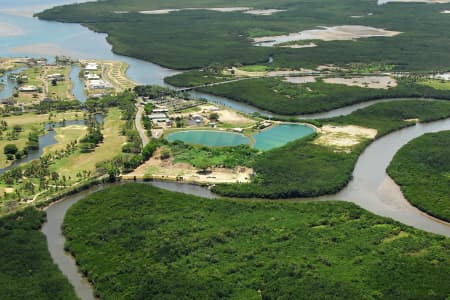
[167,130,250,147]
[253,124,315,150]
[0,1,178,86]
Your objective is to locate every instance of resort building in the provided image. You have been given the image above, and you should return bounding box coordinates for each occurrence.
[148,113,171,126]
[85,62,98,71]
[18,85,39,92]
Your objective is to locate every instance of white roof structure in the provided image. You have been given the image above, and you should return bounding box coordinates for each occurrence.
[85,62,98,71]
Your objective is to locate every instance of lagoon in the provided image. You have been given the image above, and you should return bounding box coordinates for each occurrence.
[167,130,250,147]
[253,124,315,151]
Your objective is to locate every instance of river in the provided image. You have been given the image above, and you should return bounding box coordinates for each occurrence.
[1,2,449,300]
[43,117,450,300]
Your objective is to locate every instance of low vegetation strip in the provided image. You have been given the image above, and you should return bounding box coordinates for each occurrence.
[63,184,450,299]
[213,100,450,198]
[387,131,450,222]
[0,208,77,300]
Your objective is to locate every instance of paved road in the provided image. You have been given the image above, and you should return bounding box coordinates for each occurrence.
[135,99,149,147]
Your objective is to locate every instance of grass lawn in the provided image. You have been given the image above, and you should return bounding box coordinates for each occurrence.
[418,79,450,91]
[50,108,126,178]
[43,124,87,154]
[46,65,73,100]
[63,184,450,299]
[0,111,84,168]
[239,65,270,72]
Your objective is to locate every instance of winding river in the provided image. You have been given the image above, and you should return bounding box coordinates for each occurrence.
[1,2,450,300]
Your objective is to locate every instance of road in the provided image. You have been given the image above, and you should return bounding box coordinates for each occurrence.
[135,99,149,147]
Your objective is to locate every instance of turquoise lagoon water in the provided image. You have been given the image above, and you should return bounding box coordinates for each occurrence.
[167,124,314,150]
[167,130,250,147]
[253,124,315,151]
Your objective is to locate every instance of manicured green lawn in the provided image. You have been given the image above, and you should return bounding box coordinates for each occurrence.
[63,184,450,299]
[388,131,450,222]
[0,208,77,300]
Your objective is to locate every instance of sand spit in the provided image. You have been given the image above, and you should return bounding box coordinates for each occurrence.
[284,76,317,84]
[0,22,24,37]
[323,76,397,89]
[442,10,450,13]
[254,25,402,47]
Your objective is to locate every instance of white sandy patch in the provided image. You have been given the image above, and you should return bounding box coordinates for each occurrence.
[0,22,24,37]
[284,76,317,84]
[350,15,365,18]
[139,9,180,14]
[195,104,255,125]
[205,7,252,12]
[4,188,15,194]
[139,7,252,14]
[314,125,377,151]
[280,42,317,49]
[379,0,450,3]
[244,9,286,15]
[441,10,450,13]
[229,67,316,77]
[323,76,397,89]
[254,25,401,47]
[404,118,420,122]
[113,11,129,14]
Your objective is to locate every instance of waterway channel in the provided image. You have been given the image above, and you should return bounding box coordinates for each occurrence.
[43,117,450,300]
[1,2,450,300]
[0,119,85,175]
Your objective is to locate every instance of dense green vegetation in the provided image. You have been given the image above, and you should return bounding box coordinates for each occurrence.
[64,184,450,299]
[388,131,450,222]
[165,70,233,87]
[0,208,77,300]
[328,100,450,136]
[167,141,259,168]
[214,134,364,198]
[213,100,450,198]
[38,0,450,71]
[196,78,450,115]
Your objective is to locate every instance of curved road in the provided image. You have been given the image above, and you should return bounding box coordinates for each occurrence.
[135,99,150,147]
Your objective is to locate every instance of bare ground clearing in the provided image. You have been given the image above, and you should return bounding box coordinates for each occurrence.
[124,149,253,184]
[284,76,317,84]
[314,125,377,152]
[254,25,402,47]
[323,76,397,89]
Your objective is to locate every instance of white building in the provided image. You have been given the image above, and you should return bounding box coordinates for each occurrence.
[85,62,98,71]
[88,79,110,89]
